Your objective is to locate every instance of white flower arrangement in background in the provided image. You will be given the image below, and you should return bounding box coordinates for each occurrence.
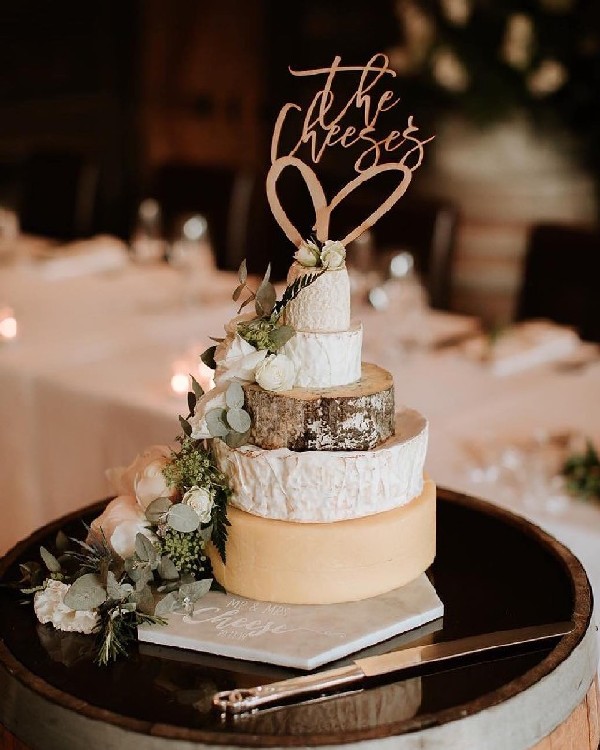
[388,0,600,169]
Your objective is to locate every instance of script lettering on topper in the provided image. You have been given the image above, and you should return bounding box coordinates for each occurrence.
[266,52,434,248]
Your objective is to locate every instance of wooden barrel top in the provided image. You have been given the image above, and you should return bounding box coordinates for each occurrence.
[0,487,597,749]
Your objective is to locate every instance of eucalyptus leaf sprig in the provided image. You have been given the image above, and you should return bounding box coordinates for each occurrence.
[14,393,234,666]
[201,259,324,367]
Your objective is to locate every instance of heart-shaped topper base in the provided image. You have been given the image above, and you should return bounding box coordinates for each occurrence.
[266,155,413,248]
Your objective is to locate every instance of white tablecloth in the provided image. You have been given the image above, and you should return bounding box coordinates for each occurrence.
[1,240,599,627]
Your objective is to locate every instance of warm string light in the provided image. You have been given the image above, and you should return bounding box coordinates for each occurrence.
[170,351,215,397]
[0,307,17,341]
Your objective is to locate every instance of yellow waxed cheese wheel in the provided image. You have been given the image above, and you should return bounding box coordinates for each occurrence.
[207,479,436,604]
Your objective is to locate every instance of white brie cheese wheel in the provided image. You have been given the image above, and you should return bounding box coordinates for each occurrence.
[282,322,362,388]
[207,479,436,604]
[283,262,351,332]
[212,408,428,522]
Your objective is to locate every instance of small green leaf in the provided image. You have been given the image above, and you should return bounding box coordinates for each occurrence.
[225,381,245,409]
[145,496,173,524]
[155,591,178,618]
[187,390,197,415]
[179,415,192,437]
[40,546,61,573]
[255,279,276,318]
[269,325,295,350]
[238,258,247,284]
[224,428,252,448]
[124,558,153,587]
[237,294,254,314]
[201,345,217,370]
[133,585,155,615]
[158,555,180,581]
[106,571,133,601]
[19,561,41,580]
[167,503,201,533]
[226,407,251,434]
[63,573,107,611]
[205,408,230,438]
[179,578,212,602]
[135,533,158,564]
[190,375,205,399]
[55,530,70,553]
[232,283,244,302]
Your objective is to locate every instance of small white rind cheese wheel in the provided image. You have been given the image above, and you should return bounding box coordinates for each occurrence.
[283,262,350,333]
[281,322,362,388]
[207,479,436,605]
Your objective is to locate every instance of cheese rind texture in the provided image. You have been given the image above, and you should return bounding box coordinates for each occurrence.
[283,263,351,332]
[281,322,362,388]
[207,479,436,604]
[211,408,428,522]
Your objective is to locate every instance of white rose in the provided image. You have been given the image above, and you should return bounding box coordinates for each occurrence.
[105,444,172,498]
[188,381,228,439]
[34,580,99,635]
[294,240,320,267]
[134,458,174,511]
[88,495,157,559]
[320,240,346,269]
[34,579,68,624]
[183,485,214,523]
[255,353,296,392]
[214,333,267,383]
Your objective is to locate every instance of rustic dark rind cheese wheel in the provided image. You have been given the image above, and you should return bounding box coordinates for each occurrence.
[242,362,395,451]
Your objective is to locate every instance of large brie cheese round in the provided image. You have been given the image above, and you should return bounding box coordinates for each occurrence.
[207,479,436,604]
[212,408,428,522]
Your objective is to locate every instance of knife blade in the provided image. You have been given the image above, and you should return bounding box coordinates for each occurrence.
[212,621,573,715]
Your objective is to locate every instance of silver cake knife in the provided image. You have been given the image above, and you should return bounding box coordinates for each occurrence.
[212,621,573,715]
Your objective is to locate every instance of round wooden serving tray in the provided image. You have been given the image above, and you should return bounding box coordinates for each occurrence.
[0,487,597,750]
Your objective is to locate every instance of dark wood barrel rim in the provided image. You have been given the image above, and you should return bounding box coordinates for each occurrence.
[0,487,593,747]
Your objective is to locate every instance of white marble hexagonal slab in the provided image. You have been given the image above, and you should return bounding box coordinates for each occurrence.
[138,574,443,670]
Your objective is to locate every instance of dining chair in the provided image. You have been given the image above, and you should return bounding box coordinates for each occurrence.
[17,149,99,241]
[514,222,600,343]
[147,162,255,271]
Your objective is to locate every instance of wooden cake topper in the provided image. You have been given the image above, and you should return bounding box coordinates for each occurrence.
[267,52,434,248]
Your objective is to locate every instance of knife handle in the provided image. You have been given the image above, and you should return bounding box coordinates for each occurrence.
[213,664,363,715]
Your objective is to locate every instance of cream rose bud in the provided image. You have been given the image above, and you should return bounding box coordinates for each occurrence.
[106,444,172,498]
[214,333,267,383]
[320,240,346,269]
[34,580,99,634]
[183,485,214,524]
[255,353,296,392]
[88,495,157,559]
[294,241,320,267]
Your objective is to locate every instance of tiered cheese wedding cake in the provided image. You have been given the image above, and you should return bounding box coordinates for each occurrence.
[204,248,435,605]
